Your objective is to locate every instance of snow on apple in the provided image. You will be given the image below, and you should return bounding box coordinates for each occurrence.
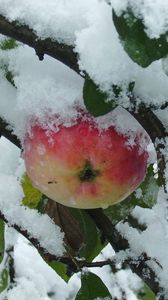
[23,110,151,209]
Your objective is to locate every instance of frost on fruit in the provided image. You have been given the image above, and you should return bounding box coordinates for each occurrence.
[36,144,46,155]
[23,112,151,209]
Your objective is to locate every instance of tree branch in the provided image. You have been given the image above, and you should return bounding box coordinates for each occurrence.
[0,210,60,260]
[0,14,80,74]
[87,209,164,298]
[0,117,21,148]
[130,103,167,189]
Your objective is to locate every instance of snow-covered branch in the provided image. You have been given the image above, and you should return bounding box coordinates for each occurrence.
[88,209,164,299]
[0,116,21,148]
[0,14,80,74]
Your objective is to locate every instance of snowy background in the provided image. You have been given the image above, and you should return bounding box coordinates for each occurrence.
[0,0,167,299]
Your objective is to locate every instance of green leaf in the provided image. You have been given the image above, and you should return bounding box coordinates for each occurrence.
[137,283,155,300]
[21,173,43,209]
[128,81,135,93]
[0,38,17,51]
[112,9,168,67]
[0,220,5,264]
[47,291,55,298]
[70,209,105,261]
[0,64,15,87]
[36,196,48,213]
[48,261,69,283]
[83,76,117,117]
[0,38,17,87]
[0,269,8,293]
[136,165,159,209]
[5,70,15,87]
[75,272,112,300]
[104,192,137,225]
[104,165,158,224]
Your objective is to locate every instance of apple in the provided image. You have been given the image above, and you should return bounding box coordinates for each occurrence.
[23,113,149,209]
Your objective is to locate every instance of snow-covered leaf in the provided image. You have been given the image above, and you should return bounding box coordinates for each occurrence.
[113,9,168,67]
[136,165,159,209]
[0,38,17,51]
[104,165,158,224]
[83,76,117,117]
[0,220,5,264]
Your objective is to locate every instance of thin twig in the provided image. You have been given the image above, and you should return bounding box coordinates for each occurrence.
[87,209,164,297]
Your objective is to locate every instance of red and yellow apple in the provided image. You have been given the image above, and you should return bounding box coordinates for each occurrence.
[23,114,149,209]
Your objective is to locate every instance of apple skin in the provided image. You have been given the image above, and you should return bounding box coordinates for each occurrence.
[23,117,149,209]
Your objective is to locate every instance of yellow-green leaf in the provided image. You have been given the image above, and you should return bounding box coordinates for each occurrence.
[21,173,42,209]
